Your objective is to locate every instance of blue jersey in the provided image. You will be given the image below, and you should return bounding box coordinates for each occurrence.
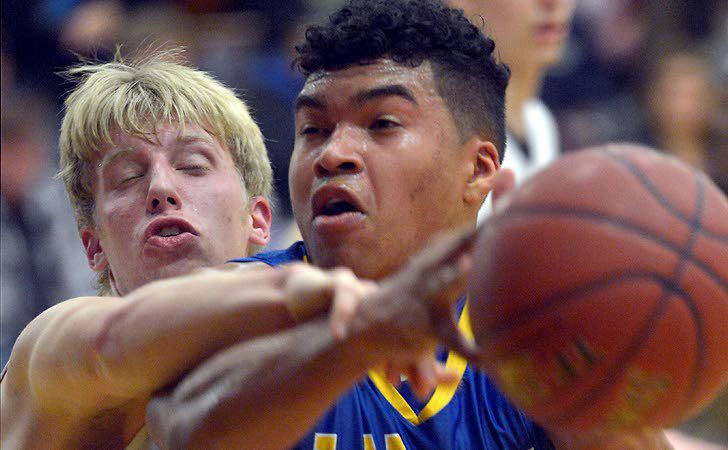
[232,243,554,450]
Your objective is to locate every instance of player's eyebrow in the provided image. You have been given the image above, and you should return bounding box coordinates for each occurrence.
[99,148,137,169]
[294,95,326,113]
[176,132,216,145]
[295,84,418,113]
[353,84,418,106]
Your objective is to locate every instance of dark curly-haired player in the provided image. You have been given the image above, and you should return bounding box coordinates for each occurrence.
[146,1,672,449]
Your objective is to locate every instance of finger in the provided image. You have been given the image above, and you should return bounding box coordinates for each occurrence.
[385,362,403,386]
[432,362,459,385]
[408,360,436,400]
[284,265,335,322]
[492,167,516,208]
[423,250,473,301]
[412,227,477,276]
[329,268,363,339]
[329,287,358,340]
[435,319,481,365]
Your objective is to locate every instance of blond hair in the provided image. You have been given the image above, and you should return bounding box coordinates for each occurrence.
[58,48,272,294]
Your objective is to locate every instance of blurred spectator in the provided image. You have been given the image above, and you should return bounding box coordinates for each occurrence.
[1,91,95,367]
[192,6,311,247]
[542,0,727,159]
[541,0,653,149]
[451,0,576,222]
[644,51,724,178]
[58,0,125,54]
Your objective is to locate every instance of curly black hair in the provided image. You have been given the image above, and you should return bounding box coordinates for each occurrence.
[295,0,511,159]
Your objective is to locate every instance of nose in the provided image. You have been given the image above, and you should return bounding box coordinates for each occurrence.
[313,125,364,178]
[146,164,182,214]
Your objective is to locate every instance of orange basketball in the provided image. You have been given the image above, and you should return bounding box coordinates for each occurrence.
[468,144,728,433]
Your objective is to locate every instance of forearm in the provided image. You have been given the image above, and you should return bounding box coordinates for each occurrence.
[92,267,296,396]
[147,318,371,450]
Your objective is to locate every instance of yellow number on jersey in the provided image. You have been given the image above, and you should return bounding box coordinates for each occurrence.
[313,433,337,450]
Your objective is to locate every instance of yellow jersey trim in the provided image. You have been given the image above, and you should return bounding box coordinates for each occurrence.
[368,301,473,426]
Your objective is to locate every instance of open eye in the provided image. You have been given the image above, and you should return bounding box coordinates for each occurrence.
[370,117,400,130]
[301,125,328,136]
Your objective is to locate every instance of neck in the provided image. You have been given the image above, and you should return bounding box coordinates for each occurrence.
[505,65,544,141]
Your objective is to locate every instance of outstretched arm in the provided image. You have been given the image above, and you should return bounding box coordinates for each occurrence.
[146,229,478,450]
[146,317,370,449]
[1,263,345,423]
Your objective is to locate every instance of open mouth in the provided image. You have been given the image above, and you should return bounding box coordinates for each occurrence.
[312,186,366,221]
[320,199,360,216]
[158,225,184,237]
[145,218,198,242]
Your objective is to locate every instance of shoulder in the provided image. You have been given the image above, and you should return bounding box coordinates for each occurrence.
[229,241,308,267]
[2,296,119,407]
[0,297,117,445]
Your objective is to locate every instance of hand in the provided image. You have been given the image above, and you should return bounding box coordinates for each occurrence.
[282,263,376,338]
[381,355,460,401]
[491,167,516,208]
[345,227,480,373]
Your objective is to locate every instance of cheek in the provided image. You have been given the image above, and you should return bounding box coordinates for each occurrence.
[211,183,246,220]
[561,0,577,18]
[98,197,136,234]
[289,152,315,201]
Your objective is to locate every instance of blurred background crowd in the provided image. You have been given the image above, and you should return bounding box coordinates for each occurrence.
[2,0,727,436]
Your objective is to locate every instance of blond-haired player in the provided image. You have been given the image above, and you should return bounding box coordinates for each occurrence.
[0,50,371,448]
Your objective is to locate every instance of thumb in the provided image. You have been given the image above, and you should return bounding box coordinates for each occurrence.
[491,168,516,207]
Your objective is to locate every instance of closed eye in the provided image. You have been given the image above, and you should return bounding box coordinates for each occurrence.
[122,173,144,183]
[178,165,209,174]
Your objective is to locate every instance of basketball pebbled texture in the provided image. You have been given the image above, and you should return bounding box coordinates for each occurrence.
[468,144,728,433]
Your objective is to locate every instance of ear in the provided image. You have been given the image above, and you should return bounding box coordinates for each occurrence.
[80,226,109,273]
[247,196,272,248]
[463,138,500,206]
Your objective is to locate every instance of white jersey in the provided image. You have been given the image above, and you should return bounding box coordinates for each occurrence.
[478,98,560,222]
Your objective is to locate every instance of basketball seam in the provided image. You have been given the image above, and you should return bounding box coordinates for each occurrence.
[550,286,676,426]
[670,172,706,421]
[548,172,709,427]
[607,150,708,422]
[488,207,728,298]
[604,150,727,243]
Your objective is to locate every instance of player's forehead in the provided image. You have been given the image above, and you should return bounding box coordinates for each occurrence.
[297,59,440,109]
[98,122,220,159]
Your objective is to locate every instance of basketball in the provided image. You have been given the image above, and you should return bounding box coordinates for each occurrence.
[468,144,728,433]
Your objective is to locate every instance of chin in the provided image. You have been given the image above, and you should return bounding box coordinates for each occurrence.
[155,258,210,280]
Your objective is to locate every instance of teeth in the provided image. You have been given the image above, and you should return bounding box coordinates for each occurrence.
[323,200,356,216]
[159,226,182,237]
